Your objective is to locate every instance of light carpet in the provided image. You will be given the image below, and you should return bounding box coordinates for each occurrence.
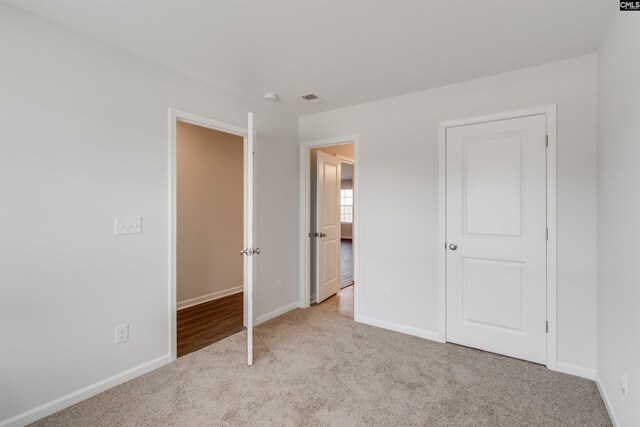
[32,296,611,426]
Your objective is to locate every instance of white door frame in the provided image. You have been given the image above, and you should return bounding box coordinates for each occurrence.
[438,104,557,370]
[168,107,256,361]
[298,135,359,316]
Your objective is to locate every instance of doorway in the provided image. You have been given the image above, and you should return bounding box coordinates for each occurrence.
[340,162,354,290]
[174,121,244,357]
[302,140,356,317]
[439,105,557,368]
[169,109,257,364]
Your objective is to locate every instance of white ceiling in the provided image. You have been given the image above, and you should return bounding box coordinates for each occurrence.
[8,0,613,117]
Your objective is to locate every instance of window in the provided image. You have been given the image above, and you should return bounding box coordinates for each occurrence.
[340,189,353,223]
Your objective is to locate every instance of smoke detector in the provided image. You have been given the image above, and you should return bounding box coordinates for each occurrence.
[299,93,327,105]
[263,92,279,102]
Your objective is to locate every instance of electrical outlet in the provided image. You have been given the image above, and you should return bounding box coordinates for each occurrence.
[115,217,142,235]
[276,279,283,291]
[621,371,628,397]
[115,324,129,345]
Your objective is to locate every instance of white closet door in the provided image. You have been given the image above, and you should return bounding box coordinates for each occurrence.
[446,114,547,364]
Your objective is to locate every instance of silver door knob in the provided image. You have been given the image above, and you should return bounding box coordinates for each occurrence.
[449,243,458,250]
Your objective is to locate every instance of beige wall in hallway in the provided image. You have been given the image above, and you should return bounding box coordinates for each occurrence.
[177,121,243,306]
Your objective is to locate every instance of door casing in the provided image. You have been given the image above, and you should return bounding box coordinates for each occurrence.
[169,108,257,362]
[438,105,557,370]
[298,136,359,315]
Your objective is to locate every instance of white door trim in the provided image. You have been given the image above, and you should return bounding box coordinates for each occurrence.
[298,135,359,316]
[438,104,557,370]
[168,107,255,362]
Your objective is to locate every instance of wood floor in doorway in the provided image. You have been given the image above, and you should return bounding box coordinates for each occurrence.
[177,292,244,358]
[341,238,353,288]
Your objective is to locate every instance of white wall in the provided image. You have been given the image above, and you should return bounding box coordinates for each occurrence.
[597,11,640,427]
[300,54,598,375]
[176,122,243,307]
[0,3,298,425]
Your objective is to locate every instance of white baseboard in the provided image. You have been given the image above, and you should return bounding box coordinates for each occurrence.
[256,302,299,325]
[176,285,243,310]
[0,354,171,427]
[555,361,596,380]
[596,373,620,427]
[356,315,442,342]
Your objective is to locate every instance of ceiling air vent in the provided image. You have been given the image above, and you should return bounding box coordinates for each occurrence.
[299,93,327,105]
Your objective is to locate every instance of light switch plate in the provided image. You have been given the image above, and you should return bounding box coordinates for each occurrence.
[115,216,142,235]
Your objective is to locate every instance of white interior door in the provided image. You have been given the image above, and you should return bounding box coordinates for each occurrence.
[243,112,256,366]
[446,114,547,364]
[315,151,341,303]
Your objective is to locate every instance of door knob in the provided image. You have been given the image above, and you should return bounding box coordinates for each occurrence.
[448,243,458,250]
[320,232,326,238]
[240,248,260,256]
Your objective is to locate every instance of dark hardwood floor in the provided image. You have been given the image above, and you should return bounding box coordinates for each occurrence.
[177,292,244,358]
[341,239,353,288]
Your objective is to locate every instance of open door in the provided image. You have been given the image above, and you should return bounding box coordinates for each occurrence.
[241,112,257,366]
[170,108,257,364]
[315,151,342,303]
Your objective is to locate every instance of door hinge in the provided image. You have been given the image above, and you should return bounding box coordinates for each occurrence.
[545,134,549,147]
[546,321,549,333]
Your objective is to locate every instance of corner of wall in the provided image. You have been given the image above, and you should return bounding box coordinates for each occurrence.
[596,373,621,427]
